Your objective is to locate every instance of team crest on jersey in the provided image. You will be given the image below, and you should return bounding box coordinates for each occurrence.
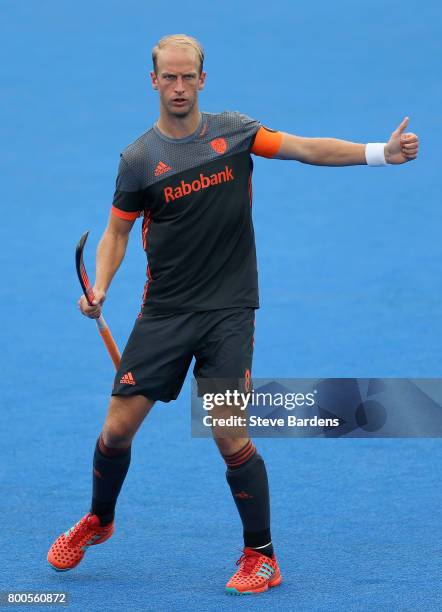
[210,138,228,154]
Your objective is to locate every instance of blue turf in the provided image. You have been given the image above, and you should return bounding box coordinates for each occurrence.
[1,0,442,610]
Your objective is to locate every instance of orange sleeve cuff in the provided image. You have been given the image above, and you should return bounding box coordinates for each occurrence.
[251,127,283,158]
[111,206,140,221]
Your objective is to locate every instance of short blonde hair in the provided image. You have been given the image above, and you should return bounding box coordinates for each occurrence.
[152,34,205,74]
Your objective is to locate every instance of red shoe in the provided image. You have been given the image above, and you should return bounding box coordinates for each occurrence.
[225,547,282,595]
[47,513,114,571]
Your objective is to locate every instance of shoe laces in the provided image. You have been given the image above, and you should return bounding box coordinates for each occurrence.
[236,550,261,574]
[65,514,94,546]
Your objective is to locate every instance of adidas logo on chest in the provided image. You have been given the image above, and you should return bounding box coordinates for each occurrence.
[154,161,172,176]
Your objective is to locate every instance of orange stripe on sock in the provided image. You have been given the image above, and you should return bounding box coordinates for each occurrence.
[224,441,256,468]
[230,440,253,459]
[98,434,130,457]
[228,447,256,467]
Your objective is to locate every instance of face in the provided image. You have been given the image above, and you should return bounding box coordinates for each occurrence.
[150,45,206,118]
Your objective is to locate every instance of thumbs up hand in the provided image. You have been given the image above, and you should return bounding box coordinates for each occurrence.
[385,117,419,164]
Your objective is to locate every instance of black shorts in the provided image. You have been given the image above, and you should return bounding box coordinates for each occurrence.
[111,307,255,402]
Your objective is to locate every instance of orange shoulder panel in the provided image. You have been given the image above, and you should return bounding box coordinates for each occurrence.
[111,206,140,221]
[251,127,283,158]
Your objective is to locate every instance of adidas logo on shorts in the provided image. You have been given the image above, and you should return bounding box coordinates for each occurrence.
[120,371,136,385]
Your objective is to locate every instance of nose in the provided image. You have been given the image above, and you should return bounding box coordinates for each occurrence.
[174,76,185,93]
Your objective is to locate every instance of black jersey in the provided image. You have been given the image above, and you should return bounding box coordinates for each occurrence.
[111,111,263,313]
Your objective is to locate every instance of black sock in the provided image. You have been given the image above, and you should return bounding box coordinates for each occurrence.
[224,442,273,558]
[91,435,131,525]
[244,537,274,558]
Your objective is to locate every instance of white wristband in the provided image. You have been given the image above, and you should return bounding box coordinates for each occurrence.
[365,142,388,166]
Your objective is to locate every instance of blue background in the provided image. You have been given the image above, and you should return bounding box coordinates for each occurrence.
[1,0,441,610]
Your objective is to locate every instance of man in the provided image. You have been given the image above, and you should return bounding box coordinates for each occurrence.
[47,34,419,595]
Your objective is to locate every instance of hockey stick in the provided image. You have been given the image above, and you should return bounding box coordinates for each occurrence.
[75,231,121,370]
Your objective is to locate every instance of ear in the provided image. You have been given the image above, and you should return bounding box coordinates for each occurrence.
[150,71,158,90]
[198,70,207,91]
